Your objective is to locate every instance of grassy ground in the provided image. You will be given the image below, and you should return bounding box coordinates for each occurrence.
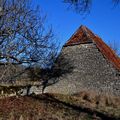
[0,91,120,120]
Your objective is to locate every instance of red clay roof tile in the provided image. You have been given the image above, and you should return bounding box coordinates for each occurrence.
[64,25,120,71]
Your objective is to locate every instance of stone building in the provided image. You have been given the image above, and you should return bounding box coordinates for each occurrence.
[44,25,120,96]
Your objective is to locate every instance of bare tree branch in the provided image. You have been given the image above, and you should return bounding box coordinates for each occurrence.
[63,0,92,14]
[0,0,58,83]
[112,0,120,4]
[63,0,120,13]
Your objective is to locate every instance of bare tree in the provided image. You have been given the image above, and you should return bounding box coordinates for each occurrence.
[63,0,92,14]
[41,53,74,93]
[0,0,57,83]
[63,0,120,13]
[113,0,120,5]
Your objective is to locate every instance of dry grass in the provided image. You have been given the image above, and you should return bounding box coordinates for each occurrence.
[0,94,98,120]
[73,90,120,108]
[49,90,120,119]
[0,90,120,120]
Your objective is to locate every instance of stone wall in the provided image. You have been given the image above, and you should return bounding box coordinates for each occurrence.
[0,84,43,98]
[44,43,120,96]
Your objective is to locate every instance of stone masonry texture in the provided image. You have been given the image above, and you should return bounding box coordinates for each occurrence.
[44,43,120,96]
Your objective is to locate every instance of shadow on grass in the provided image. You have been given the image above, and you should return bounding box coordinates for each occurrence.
[29,93,120,120]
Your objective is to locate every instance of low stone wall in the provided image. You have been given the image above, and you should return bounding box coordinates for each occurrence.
[0,83,43,98]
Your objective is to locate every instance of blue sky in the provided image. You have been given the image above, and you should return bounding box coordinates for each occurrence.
[33,0,120,50]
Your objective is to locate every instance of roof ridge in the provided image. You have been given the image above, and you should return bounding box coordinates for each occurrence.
[80,25,93,40]
[64,25,120,70]
[82,26,120,70]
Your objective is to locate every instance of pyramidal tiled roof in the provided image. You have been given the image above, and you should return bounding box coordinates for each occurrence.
[64,25,120,70]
